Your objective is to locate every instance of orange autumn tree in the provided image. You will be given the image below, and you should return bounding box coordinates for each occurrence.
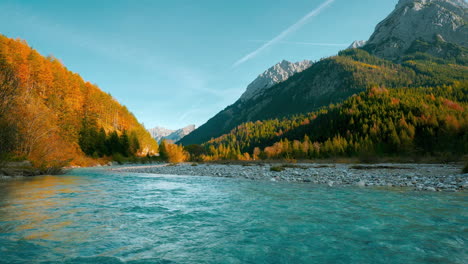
[159,140,188,163]
[0,34,158,168]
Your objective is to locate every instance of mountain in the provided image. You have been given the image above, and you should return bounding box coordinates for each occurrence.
[199,83,467,161]
[0,34,158,168]
[179,0,468,146]
[348,40,367,49]
[365,0,468,60]
[166,125,196,142]
[240,60,312,102]
[149,127,175,142]
[149,125,195,143]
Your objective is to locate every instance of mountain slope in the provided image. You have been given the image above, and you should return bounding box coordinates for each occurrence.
[365,0,468,60]
[149,127,175,142]
[180,48,467,145]
[348,40,367,49]
[180,0,468,146]
[0,35,158,167]
[164,125,196,142]
[149,125,195,142]
[240,60,312,102]
[199,83,468,160]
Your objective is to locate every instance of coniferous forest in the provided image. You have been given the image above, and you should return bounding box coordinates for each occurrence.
[193,83,467,161]
[183,47,468,162]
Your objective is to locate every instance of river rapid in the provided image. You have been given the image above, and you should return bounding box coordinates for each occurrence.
[0,167,466,263]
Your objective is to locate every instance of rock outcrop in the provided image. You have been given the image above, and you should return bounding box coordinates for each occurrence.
[365,0,467,59]
[348,40,367,49]
[149,125,196,143]
[240,60,312,102]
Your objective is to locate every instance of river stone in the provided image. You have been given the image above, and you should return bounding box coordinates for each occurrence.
[357,180,366,187]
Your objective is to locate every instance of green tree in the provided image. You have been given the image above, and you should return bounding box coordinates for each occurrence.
[159,139,168,160]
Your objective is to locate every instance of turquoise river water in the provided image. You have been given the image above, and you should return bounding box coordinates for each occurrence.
[0,167,467,264]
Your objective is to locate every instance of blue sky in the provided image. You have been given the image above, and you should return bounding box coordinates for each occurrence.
[0,0,398,130]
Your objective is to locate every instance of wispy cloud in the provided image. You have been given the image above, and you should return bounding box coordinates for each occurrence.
[232,0,335,67]
[247,40,347,47]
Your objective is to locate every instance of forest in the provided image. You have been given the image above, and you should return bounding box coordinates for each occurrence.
[179,47,468,146]
[190,82,467,161]
[0,35,158,170]
[1,33,467,169]
[181,45,468,162]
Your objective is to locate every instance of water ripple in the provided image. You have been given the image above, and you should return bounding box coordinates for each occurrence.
[0,168,466,263]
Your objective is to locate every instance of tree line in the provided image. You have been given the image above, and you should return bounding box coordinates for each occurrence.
[186,82,467,161]
[0,34,158,169]
[78,121,141,159]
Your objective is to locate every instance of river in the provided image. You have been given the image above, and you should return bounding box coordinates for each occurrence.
[0,167,466,263]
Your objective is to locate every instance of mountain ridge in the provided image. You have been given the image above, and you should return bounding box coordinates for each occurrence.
[364,0,468,60]
[179,0,468,146]
[149,125,195,143]
[348,40,367,49]
[240,60,312,102]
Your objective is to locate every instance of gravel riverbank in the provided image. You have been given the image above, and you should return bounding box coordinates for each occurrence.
[113,163,467,192]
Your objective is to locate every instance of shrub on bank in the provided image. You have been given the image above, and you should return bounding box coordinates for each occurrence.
[270,166,285,172]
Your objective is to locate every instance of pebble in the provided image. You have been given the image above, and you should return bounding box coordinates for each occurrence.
[113,163,467,192]
[357,180,366,187]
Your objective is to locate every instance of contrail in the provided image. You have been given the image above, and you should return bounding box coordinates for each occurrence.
[233,0,335,68]
[248,40,347,47]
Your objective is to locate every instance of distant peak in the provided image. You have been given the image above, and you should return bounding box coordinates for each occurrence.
[348,40,367,49]
[239,59,312,102]
[148,125,196,143]
[182,124,196,130]
[153,126,171,130]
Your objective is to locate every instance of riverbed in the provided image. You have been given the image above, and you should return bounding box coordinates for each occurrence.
[114,163,467,192]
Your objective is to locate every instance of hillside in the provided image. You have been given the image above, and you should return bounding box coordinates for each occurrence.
[239,60,312,102]
[180,48,467,145]
[365,0,467,60]
[179,0,468,146]
[149,125,195,143]
[198,82,468,161]
[0,35,158,169]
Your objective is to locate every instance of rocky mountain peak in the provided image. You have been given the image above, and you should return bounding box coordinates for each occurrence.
[148,125,196,143]
[348,40,367,49]
[365,0,467,59]
[396,0,467,9]
[178,125,196,135]
[240,60,312,102]
[148,127,174,142]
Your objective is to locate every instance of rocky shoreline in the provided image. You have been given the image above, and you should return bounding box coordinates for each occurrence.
[0,161,42,177]
[113,163,468,192]
[0,161,66,177]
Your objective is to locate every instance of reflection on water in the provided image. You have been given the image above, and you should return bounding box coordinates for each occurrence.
[0,168,467,264]
[0,176,85,242]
